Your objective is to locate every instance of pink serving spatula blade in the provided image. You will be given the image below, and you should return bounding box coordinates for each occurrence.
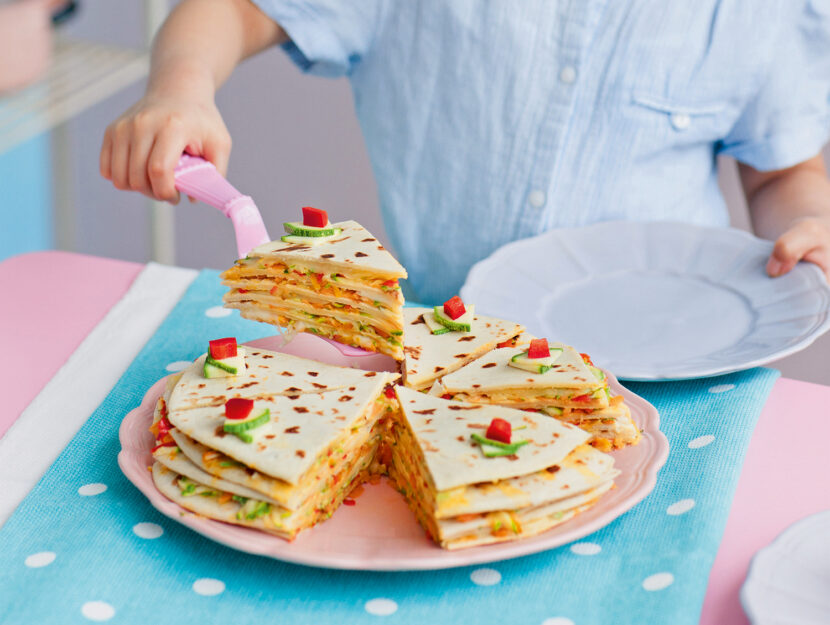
[172,154,380,359]
[173,154,270,258]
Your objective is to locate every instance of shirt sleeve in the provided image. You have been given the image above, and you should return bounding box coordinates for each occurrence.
[718,0,830,170]
[251,0,382,77]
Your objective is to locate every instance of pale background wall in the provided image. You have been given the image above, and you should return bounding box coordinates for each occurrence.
[59,1,830,384]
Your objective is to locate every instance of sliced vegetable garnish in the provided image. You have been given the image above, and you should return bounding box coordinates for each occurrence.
[496,337,518,348]
[443,295,466,320]
[528,338,550,359]
[384,385,396,399]
[508,347,563,373]
[433,305,474,332]
[205,355,238,374]
[224,397,255,420]
[470,432,529,457]
[283,221,337,237]
[485,417,512,444]
[209,337,237,360]
[223,408,270,437]
[302,206,329,227]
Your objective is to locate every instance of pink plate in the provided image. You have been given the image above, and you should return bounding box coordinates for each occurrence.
[118,335,669,570]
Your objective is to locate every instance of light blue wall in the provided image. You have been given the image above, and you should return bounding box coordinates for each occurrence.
[0,136,52,260]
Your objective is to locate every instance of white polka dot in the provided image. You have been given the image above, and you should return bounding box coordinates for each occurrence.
[642,572,674,591]
[132,522,163,539]
[542,618,575,625]
[165,360,191,372]
[570,542,601,556]
[688,435,715,449]
[667,499,696,516]
[78,483,107,496]
[25,551,56,568]
[470,567,501,586]
[192,578,225,596]
[708,384,735,394]
[81,601,115,621]
[205,306,231,318]
[365,598,398,616]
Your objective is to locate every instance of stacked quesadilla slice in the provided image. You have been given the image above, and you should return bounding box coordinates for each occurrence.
[402,306,525,391]
[389,387,619,549]
[221,214,408,360]
[436,342,640,450]
[150,342,397,539]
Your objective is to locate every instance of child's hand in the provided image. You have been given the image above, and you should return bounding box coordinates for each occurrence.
[767,216,830,281]
[100,94,231,203]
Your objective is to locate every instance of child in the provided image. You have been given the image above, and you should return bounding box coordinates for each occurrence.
[100,0,830,303]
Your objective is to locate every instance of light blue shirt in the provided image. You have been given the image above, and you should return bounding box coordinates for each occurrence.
[254,0,830,304]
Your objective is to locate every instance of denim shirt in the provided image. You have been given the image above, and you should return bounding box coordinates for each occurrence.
[254,0,830,303]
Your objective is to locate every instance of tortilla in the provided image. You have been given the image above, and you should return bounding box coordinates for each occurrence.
[167,373,395,486]
[167,347,387,411]
[393,385,590,491]
[440,344,610,410]
[402,307,524,391]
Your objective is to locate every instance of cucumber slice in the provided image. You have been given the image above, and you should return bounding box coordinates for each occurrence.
[283,221,337,237]
[423,311,450,335]
[202,348,246,378]
[541,406,564,417]
[280,229,343,246]
[432,305,475,332]
[223,408,270,435]
[507,348,564,374]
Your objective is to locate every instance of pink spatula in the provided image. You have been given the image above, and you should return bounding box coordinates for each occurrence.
[173,154,379,359]
[173,154,270,259]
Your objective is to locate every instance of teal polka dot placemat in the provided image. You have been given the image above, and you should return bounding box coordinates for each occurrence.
[0,270,779,624]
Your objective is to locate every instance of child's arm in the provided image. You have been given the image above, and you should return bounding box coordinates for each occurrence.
[740,154,830,281]
[100,0,286,202]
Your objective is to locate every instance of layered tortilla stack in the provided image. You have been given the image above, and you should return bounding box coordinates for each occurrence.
[402,306,525,391]
[221,216,408,360]
[150,343,397,539]
[436,341,640,450]
[389,387,619,549]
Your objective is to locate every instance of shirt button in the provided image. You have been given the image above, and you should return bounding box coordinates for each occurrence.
[559,66,577,84]
[670,112,691,130]
[528,190,546,208]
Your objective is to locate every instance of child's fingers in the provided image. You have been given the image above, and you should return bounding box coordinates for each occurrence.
[147,125,188,203]
[100,127,113,180]
[127,131,156,196]
[203,131,232,177]
[109,122,132,191]
[767,219,827,277]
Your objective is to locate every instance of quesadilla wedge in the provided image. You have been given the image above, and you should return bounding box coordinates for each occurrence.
[167,346,391,411]
[543,397,640,451]
[221,219,408,359]
[440,343,610,410]
[386,386,616,548]
[402,307,524,391]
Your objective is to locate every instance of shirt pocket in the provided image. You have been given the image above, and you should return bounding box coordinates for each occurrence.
[628,91,739,156]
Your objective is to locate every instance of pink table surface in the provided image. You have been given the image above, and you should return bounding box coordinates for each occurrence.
[1,250,828,623]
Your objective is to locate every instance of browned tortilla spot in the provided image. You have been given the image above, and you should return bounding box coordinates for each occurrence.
[411,315,426,325]
[281,371,294,376]
[413,409,436,415]
[275,244,311,252]
[308,371,319,377]
[434,366,444,372]
[339,395,353,402]
[361,238,375,242]
[466,423,488,428]
[482,363,497,368]
[547,465,561,473]
[364,372,377,377]
[454,354,468,359]
[449,405,481,410]
[355,252,368,257]
[321,254,335,258]
[296,450,305,458]
[265,434,276,439]
[293,407,309,413]
[311,382,327,389]
[458,336,476,342]
[285,426,300,434]
[214,425,227,438]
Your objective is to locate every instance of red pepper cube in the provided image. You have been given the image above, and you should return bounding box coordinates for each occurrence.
[209,337,237,360]
[302,206,328,227]
[384,385,396,399]
[382,279,398,288]
[225,397,255,420]
[443,295,466,320]
[486,418,512,444]
[528,338,550,359]
[496,338,516,349]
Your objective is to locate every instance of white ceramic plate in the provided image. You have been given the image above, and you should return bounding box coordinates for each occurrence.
[741,510,830,625]
[119,334,668,571]
[461,221,830,380]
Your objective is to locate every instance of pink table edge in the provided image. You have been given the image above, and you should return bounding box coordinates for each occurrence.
[0,251,143,436]
[3,252,829,622]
